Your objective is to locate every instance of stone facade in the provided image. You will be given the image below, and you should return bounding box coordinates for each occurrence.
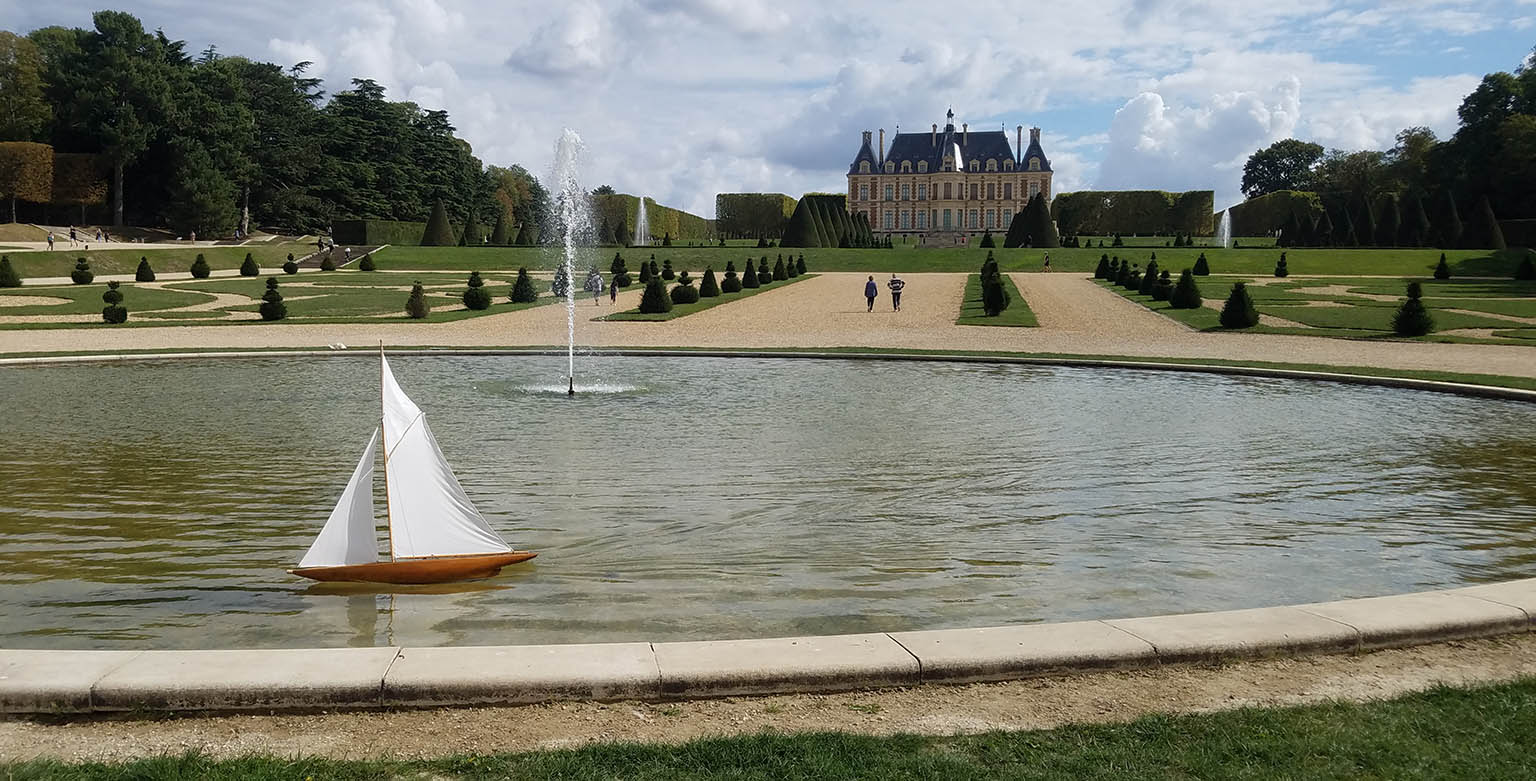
[847,110,1052,240]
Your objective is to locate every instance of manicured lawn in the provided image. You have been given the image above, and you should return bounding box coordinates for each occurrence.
[956,273,1037,327]
[601,274,816,321]
[8,679,1536,779]
[165,274,561,321]
[2,244,313,278]
[0,283,214,315]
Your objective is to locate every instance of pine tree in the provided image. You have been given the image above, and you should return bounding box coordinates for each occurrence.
[101,281,127,323]
[638,274,673,313]
[773,257,788,280]
[190,253,210,279]
[1115,260,1131,286]
[1434,252,1452,280]
[742,257,760,288]
[615,216,632,247]
[1169,269,1202,309]
[421,199,456,246]
[721,260,742,293]
[700,267,721,297]
[1192,253,1210,276]
[1467,195,1507,250]
[0,256,19,288]
[1219,282,1259,328]
[1094,254,1111,279]
[405,281,430,319]
[1275,252,1289,277]
[259,277,286,321]
[1392,281,1434,336]
[460,212,481,246]
[1138,260,1159,295]
[70,257,93,284]
[509,267,538,303]
[462,271,492,310]
[638,260,652,284]
[135,257,155,282]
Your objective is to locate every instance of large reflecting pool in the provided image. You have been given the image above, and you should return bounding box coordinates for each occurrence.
[2,355,1534,650]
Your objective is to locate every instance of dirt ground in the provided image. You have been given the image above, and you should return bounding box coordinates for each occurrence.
[4,634,1534,762]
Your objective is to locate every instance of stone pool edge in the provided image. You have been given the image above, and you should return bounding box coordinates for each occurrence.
[2,579,1532,713]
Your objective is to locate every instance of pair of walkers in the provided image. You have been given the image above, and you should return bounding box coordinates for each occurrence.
[864,274,905,312]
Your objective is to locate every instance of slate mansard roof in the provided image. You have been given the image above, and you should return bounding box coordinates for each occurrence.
[849,121,1052,174]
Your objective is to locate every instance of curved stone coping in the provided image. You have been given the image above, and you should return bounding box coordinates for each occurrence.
[2,579,1532,713]
[1,347,1534,404]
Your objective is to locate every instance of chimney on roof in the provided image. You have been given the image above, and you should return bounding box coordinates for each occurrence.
[962,123,968,146]
[878,128,885,167]
[1016,125,1023,160]
[931,124,938,146]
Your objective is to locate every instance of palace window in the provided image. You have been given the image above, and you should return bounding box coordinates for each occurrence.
[942,156,954,172]
[859,161,870,173]
[985,210,995,229]
[901,160,912,173]
[885,185,894,201]
[968,160,980,172]
[943,182,952,199]
[900,211,910,229]
[1028,157,1041,171]
[1004,159,1015,171]
[1028,181,1039,198]
[970,183,980,200]
[900,184,909,200]
[918,211,928,229]
[968,210,979,229]
[917,183,927,200]
[884,211,894,230]
[885,161,895,173]
[986,159,998,172]
[1003,182,1013,200]
[859,184,868,201]
[942,209,952,229]
[986,182,995,200]
[918,161,928,173]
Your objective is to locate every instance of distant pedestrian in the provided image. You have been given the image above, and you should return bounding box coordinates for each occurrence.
[1042,252,1051,272]
[584,268,605,304]
[94,227,102,242]
[344,246,352,262]
[46,232,54,250]
[887,273,905,311]
[609,276,618,304]
[68,227,77,246]
[864,275,877,312]
[189,230,196,243]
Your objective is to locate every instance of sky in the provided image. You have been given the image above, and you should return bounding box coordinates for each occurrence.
[6,1,1533,216]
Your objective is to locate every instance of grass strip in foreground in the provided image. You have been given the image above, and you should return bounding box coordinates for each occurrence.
[7,678,1536,779]
[599,274,815,322]
[956,273,1037,327]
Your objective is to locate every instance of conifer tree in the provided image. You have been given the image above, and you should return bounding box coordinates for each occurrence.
[240,252,259,276]
[670,272,699,305]
[1356,197,1377,248]
[1467,195,1506,250]
[662,233,672,247]
[1392,281,1434,336]
[773,257,787,280]
[1094,253,1110,279]
[638,274,673,313]
[1115,259,1131,286]
[1107,257,1119,281]
[1404,192,1432,248]
[1274,252,1289,277]
[649,257,659,278]
[101,280,127,323]
[785,256,799,277]
[796,254,807,274]
[552,264,572,296]
[510,267,538,303]
[259,277,286,321]
[1192,252,1210,276]
[1219,282,1259,328]
[190,253,210,278]
[490,208,510,245]
[358,252,376,271]
[460,211,481,246]
[781,199,819,247]
[1003,207,1030,248]
[421,200,456,246]
[405,281,430,318]
[1315,207,1336,247]
[979,230,995,248]
[0,256,19,287]
[70,257,93,284]
[1434,252,1452,280]
[514,221,535,246]
[1138,260,1159,295]
[638,260,652,284]
[135,257,155,282]
[742,257,760,288]
[1436,191,1463,248]
[1169,269,1202,309]
[1338,206,1359,247]
[700,267,721,297]
[462,271,492,310]
[1376,193,1401,247]
[610,251,626,275]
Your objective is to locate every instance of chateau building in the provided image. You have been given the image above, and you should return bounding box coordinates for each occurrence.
[847,109,1052,240]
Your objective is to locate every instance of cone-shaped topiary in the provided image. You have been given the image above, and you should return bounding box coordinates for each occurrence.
[405,281,430,319]
[741,258,760,288]
[490,208,510,245]
[320,255,336,272]
[639,274,673,313]
[135,257,155,282]
[1467,195,1506,250]
[700,267,721,297]
[662,233,672,247]
[510,267,539,303]
[70,257,93,284]
[101,280,126,323]
[1138,260,1159,295]
[1118,262,1135,288]
[610,251,626,275]
[1107,257,1119,281]
[1274,252,1289,278]
[190,254,210,279]
[1094,254,1110,279]
[1152,269,1173,301]
[1169,268,1202,309]
[1516,251,1536,281]
[786,256,799,277]
[1392,281,1434,336]
[979,230,995,248]
[721,261,742,293]
[462,271,492,310]
[796,254,806,274]
[1434,252,1451,280]
[240,252,259,276]
[259,277,286,321]
[421,199,456,246]
[1192,252,1210,275]
[552,264,572,296]
[1219,282,1259,328]
[358,253,376,271]
[0,255,21,287]
[757,257,771,284]
[514,221,535,246]
[661,258,674,280]
[773,258,787,280]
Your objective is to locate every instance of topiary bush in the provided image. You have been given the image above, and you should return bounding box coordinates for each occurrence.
[661,258,674,280]
[319,255,336,272]
[662,233,672,247]
[796,254,807,275]
[1433,252,1451,280]
[785,257,799,277]
[358,253,376,271]
[721,261,742,293]
[649,259,659,278]
[1219,282,1259,328]
[1094,254,1110,279]
[741,258,760,288]
[700,267,721,297]
[1169,269,1203,309]
[670,273,700,305]
[190,254,210,279]
[101,281,127,323]
[1392,281,1434,336]
[1126,267,1142,290]
[773,258,787,280]
[1152,269,1173,301]
[552,264,572,297]
[405,281,430,319]
[1112,233,1124,247]
[757,257,772,284]
[510,267,539,303]
[1138,260,1159,295]
[282,255,299,274]
[0,255,20,287]
[639,274,674,313]
[1516,251,1536,281]
[1274,253,1289,278]
[638,260,652,285]
[240,252,259,276]
[979,230,995,248]
[462,271,492,310]
[135,257,155,282]
[68,257,94,284]
[259,277,287,321]
[1192,253,1210,275]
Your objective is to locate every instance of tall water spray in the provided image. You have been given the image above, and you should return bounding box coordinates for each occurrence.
[1217,210,1232,249]
[634,196,651,247]
[549,129,591,394]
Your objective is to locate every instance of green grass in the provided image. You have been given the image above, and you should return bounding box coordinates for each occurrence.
[2,244,313,278]
[164,274,561,321]
[600,274,815,322]
[956,273,1037,326]
[0,283,214,315]
[9,679,1536,779]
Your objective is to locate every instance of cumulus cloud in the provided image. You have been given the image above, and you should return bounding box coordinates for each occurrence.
[506,1,623,79]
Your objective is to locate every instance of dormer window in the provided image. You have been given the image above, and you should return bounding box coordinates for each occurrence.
[1004,159,1014,171]
[859,161,870,173]
[986,159,998,172]
[884,161,895,173]
[1029,157,1041,171]
[968,160,980,172]
[918,161,928,173]
[942,156,954,172]
[900,160,912,173]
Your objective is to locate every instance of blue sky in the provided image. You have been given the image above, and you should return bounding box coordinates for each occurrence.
[5,1,1532,215]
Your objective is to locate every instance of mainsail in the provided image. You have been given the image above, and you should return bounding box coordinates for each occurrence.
[298,428,381,568]
[380,354,512,559]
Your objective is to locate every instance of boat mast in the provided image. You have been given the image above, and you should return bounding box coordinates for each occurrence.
[381,343,396,562]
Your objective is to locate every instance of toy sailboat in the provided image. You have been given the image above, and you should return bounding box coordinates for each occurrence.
[290,350,536,584]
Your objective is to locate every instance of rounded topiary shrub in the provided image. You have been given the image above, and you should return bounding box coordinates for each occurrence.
[1219,282,1260,328]
[757,257,771,284]
[612,270,631,289]
[661,258,674,280]
[190,254,211,279]
[796,254,806,275]
[358,253,376,271]
[1433,252,1451,280]
[240,252,259,276]
[135,257,155,282]
[639,275,673,314]
[510,267,539,303]
[462,271,492,310]
[741,259,760,289]
[1516,251,1536,281]
[0,255,21,288]
[405,281,430,319]
[1192,253,1210,276]
[101,281,127,323]
[71,257,93,285]
[670,279,700,305]
[1169,269,1203,309]
[1274,253,1289,277]
[700,267,721,297]
[259,277,287,321]
[721,261,742,293]
[773,258,787,280]
[319,255,336,272]
[282,258,299,274]
[1152,269,1173,301]
[1392,281,1434,336]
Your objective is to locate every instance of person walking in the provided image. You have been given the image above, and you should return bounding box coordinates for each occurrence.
[46,231,54,250]
[887,273,905,311]
[68,226,77,246]
[609,275,619,304]
[584,267,605,305]
[1042,251,1051,272]
[864,275,878,312]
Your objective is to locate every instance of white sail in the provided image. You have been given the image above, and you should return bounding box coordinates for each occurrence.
[298,428,381,568]
[380,354,512,559]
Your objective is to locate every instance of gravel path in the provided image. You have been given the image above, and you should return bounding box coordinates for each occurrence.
[0,273,1532,379]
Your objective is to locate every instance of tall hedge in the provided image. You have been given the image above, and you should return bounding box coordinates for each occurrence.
[1435,191,1463,249]
[420,199,456,246]
[715,193,796,239]
[1052,189,1214,235]
[1466,195,1507,250]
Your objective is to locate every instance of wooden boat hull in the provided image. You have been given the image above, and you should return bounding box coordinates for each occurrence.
[289,551,537,584]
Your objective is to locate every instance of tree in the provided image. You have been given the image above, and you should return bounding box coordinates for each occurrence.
[773,257,787,280]
[1433,252,1452,280]
[591,184,615,195]
[978,230,995,248]
[1514,251,1535,281]
[421,199,455,245]
[638,274,672,314]
[283,254,298,274]
[1138,259,1159,295]
[258,276,286,321]
[661,258,674,280]
[1402,192,1432,248]
[1275,252,1289,277]
[1240,139,1324,198]
[1192,253,1210,276]
[459,211,481,246]
[70,256,92,284]
[1465,195,1506,249]
[757,256,771,284]
[489,207,510,245]
[1315,207,1336,246]
[741,257,759,288]
[101,280,126,323]
[134,256,154,281]
[1355,196,1377,247]
[1094,254,1110,279]
[405,280,430,318]
[1434,191,1464,248]
[670,273,699,305]
[1020,193,1060,248]
[979,253,1010,316]
[637,258,652,284]
[190,253,210,278]
[0,141,52,222]
[1375,193,1401,247]
[1392,281,1434,336]
[162,140,238,236]
[1169,269,1202,309]
[699,267,720,297]
[1002,207,1030,248]
[552,263,571,296]
[462,270,491,309]
[1152,269,1173,301]
[239,252,259,276]
[796,254,806,275]
[509,267,537,303]
[358,252,376,271]
[0,33,50,142]
[721,260,741,293]
[0,255,20,287]
[1219,282,1259,328]
[780,198,819,247]
[514,221,535,246]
